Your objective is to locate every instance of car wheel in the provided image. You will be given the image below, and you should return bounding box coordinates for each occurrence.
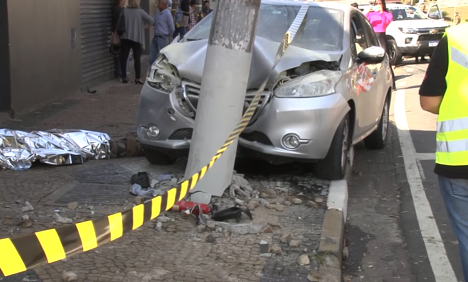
[364,96,390,150]
[144,148,177,165]
[388,39,402,66]
[315,114,350,181]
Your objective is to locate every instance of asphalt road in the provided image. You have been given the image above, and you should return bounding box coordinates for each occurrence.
[343,60,464,282]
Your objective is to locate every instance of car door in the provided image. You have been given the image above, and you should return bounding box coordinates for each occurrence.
[349,13,381,137]
[427,3,443,20]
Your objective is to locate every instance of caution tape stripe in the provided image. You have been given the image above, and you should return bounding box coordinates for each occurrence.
[0,4,310,277]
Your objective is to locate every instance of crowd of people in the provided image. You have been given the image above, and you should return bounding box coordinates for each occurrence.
[111,0,213,83]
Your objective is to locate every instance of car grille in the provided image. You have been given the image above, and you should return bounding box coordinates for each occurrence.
[180,81,270,125]
[240,131,273,146]
[168,128,193,140]
[418,33,444,41]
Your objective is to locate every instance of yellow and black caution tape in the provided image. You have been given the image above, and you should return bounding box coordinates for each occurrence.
[0,4,308,277]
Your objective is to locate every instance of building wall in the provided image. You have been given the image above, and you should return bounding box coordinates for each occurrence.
[7,0,81,113]
[0,1,11,112]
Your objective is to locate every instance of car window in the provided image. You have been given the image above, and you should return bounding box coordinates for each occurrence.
[185,4,344,51]
[387,6,428,20]
[358,13,379,47]
[351,15,367,56]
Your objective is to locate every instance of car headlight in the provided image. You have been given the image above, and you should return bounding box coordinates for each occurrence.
[398,27,419,34]
[147,55,179,92]
[274,70,342,98]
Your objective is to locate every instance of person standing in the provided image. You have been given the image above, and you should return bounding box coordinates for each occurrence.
[119,0,154,84]
[112,0,127,79]
[419,22,468,281]
[187,0,198,31]
[366,0,396,89]
[173,0,189,40]
[198,1,213,22]
[454,12,461,25]
[150,0,175,65]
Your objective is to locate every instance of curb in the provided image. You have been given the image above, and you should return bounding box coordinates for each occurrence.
[316,179,348,281]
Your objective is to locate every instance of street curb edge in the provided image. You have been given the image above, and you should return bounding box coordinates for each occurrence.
[316,180,348,281]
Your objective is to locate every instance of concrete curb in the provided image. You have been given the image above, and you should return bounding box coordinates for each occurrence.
[316,180,348,281]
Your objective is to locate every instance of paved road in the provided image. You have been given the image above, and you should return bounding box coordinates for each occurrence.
[343,60,464,282]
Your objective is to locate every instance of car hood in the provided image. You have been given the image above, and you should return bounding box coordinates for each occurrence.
[390,19,449,28]
[161,37,343,89]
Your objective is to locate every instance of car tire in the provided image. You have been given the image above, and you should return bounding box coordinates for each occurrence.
[144,148,177,165]
[388,39,402,66]
[315,114,350,181]
[364,96,390,150]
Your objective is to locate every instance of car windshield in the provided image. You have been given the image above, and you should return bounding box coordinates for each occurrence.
[388,6,428,20]
[185,4,344,51]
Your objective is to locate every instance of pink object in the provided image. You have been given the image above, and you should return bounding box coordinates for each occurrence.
[366,11,393,33]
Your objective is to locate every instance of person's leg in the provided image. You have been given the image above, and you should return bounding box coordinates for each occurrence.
[132,41,143,81]
[157,36,169,54]
[179,26,186,39]
[115,56,122,78]
[173,27,179,39]
[438,175,468,280]
[120,40,131,83]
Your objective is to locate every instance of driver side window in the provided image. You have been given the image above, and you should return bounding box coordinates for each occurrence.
[351,16,367,57]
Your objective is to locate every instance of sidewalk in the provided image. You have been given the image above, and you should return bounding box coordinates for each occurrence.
[0,56,346,282]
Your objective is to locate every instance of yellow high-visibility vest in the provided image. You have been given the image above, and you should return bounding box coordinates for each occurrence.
[436,23,468,166]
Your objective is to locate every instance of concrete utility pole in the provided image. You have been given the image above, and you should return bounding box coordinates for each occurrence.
[184,0,261,204]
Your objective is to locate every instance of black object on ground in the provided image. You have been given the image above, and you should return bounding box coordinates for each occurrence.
[211,207,253,223]
[130,171,150,188]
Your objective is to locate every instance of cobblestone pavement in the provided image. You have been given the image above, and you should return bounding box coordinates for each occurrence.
[0,157,329,282]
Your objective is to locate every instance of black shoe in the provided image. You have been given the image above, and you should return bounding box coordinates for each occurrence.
[122,77,129,84]
[135,79,144,85]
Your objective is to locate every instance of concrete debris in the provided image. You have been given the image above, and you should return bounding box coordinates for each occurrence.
[216,227,223,233]
[298,254,310,266]
[224,230,230,238]
[228,223,262,235]
[343,246,349,260]
[54,213,72,224]
[197,225,206,233]
[21,201,34,212]
[134,196,145,205]
[207,223,216,231]
[281,233,292,244]
[307,271,320,282]
[292,198,303,205]
[283,201,292,206]
[18,220,32,228]
[229,184,250,199]
[267,221,282,229]
[232,173,254,193]
[235,198,245,206]
[320,189,329,196]
[262,225,273,233]
[156,216,174,223]
[205,234,216,243]
[62,271,78,281]
[21,214,29,221]
[289,240,301,248]
[270,244,282,255]
[274,205,285,212]
[258,198,270,206]
[260,253,272,258]
[315,196,324,203]
[260,240,269,253]
[307,201,318,208]
[247,199,259,211]
[67,202,78,210]
[155,222,162,230]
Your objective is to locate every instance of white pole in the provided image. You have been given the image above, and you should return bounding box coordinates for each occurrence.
[184,0,261,204]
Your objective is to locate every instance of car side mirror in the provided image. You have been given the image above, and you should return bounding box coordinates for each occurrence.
[357,46,385,64]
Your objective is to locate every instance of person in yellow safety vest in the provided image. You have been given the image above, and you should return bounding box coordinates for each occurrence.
[419,22,468,280]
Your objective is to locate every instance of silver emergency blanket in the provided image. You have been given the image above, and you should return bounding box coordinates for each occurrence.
[0,129,111,170]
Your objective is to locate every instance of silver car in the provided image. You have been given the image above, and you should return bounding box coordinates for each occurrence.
[137,0,393,180]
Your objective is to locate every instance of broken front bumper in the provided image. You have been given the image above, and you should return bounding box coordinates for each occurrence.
[136,81,349,161]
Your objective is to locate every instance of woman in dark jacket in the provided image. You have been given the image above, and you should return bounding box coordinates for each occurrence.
[112,0,127,79]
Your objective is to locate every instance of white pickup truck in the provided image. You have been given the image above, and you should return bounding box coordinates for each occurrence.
[360,3,449,65]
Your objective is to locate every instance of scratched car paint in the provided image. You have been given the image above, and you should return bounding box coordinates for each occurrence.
[136,0,393,180]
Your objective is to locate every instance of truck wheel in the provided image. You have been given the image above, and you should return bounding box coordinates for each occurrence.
[144,148,177,165]
[364,96,390,150]
[388,39,402,66]
[315,114,350,180]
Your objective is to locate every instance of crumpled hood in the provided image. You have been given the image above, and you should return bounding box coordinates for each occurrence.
[161,37,343,89]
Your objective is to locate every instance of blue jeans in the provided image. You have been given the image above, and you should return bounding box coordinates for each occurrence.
[150,35,170,65]
[173,26,186,40]
[438,175,468,280]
